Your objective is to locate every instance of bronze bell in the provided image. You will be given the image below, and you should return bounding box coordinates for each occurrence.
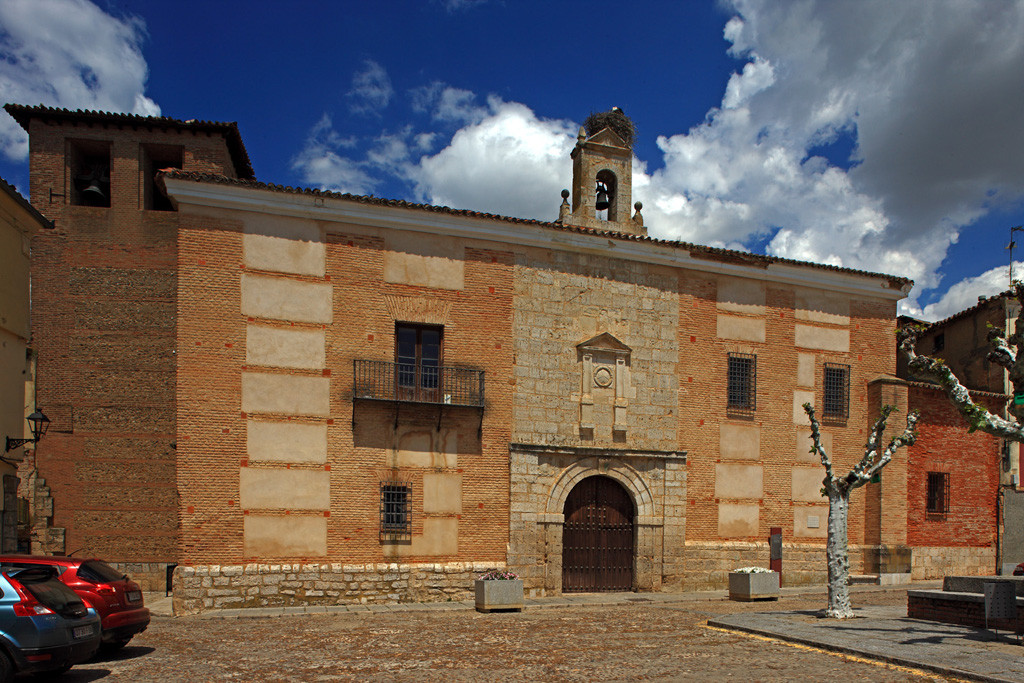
[81,180,107,203]
[595,182,611,211]
[78,165,110,206]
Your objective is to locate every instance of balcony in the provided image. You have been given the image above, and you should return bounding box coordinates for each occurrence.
[353,359,485,408]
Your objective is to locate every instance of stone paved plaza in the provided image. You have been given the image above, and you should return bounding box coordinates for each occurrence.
[51,587,988,682]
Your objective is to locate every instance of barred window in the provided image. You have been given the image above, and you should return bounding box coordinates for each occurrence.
[823,363,850,419]
[727,353,756,413]
[926,472,949,518]
[380,481,412,541]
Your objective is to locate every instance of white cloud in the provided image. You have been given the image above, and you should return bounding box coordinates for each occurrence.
[411,98,577,220]
[0,0,160,161]
[291,114,375,195]
[290,0,1024,317]
[410,83,488,125]
[347,60,393,115]
[632,0,1024,312]
[908,262,1020,322]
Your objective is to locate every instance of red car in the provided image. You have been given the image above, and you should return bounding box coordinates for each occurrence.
[0,556,149,650]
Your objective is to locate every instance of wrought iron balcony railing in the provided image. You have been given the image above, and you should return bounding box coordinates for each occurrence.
[353,359,485,408]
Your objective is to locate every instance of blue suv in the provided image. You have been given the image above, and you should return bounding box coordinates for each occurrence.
[0,566,101,680]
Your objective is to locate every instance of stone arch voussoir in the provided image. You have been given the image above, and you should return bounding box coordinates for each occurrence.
[546,457,655,519]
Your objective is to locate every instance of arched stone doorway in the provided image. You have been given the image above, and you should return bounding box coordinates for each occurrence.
[562,475,635,592]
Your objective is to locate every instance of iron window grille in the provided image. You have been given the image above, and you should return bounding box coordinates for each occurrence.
[380,479,412,542]
[727,352,757,413]
[823,362,850,420]
[926,471,950,519]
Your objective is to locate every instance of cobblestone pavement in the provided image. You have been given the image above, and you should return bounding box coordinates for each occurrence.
[52,590,965,682]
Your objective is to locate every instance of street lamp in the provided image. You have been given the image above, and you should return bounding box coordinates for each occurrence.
[4,409,51,454]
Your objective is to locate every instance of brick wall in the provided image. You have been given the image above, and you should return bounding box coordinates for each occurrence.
[175,205,513,568]
[906,384,1000,563]
[25,116,240,563]
[681,282,897,546]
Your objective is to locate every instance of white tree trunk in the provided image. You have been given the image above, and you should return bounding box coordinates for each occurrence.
[825,488,853,619]
[803,401,916,619]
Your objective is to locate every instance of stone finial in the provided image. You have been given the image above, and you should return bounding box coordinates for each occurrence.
[577,126,587,142]
[558,189,570,223]
[632,201,644,227]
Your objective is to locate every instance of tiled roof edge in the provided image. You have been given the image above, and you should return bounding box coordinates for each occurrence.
[0,176,53,230]
[904,378,1008,400]
[3,103,256,180]
[919,291,1015,332]
[161,170,914,289]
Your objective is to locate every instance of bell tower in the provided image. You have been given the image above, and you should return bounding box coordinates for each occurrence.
[558,107,645,236]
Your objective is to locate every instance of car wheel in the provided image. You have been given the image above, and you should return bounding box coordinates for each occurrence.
[0,653,12,683]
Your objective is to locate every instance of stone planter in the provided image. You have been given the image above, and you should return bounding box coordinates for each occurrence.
[474,579,524,612]
[728,572,780,601]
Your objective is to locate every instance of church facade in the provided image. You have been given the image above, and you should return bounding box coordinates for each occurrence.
[8,104,1000,613]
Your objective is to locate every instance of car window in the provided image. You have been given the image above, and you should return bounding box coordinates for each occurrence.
[7,568,85,616]
[0,561,65,576]
[77,560,125,583]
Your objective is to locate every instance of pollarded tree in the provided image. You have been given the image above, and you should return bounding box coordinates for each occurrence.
[898,282,1024,441]
[802,402,918,619]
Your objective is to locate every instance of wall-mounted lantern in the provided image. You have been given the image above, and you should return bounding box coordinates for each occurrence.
[4,410,51,454]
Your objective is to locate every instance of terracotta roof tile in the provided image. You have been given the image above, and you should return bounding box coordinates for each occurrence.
[161,170,913,289]
[3,103,255,180]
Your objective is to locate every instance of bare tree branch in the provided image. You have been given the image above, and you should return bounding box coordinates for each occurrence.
[862,409,918,483]
[803,403,833,481]
[899,327,1023,439]
[987,327,1016,371]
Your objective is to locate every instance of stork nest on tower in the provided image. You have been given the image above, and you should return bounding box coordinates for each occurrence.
[583,107,636,149]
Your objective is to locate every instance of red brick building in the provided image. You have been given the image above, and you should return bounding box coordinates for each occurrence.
[899,294,1021,573]
[5,104,253,588]
[7,104,1003,610]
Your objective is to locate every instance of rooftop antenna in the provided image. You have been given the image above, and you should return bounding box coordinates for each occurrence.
[1009,226,1023,287]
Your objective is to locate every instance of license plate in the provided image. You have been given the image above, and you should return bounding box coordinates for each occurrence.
[72,625,93,639]
[127,590,142,602]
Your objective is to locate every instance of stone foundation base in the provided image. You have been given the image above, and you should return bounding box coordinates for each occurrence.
[173,561,503,614]
[680,541,869,590]
[111,562,175,593]
[910,546,996,580]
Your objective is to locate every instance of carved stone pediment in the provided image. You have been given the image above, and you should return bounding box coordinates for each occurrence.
[577,332,631,437]
[586,128,628,150]
[577,332,631,356]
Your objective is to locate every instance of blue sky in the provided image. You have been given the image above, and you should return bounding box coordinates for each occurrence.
[2,0,1023,321]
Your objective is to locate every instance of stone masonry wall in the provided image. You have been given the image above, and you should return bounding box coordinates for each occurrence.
[512,249,678,450]
[111,562,174,593]
[911,546,997,580]
[508,446,686,595]
[681,541,871,590]
[173,561,500,614]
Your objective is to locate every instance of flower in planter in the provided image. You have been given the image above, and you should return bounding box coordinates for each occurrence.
[733,566,774,574]
[478,570,519,581]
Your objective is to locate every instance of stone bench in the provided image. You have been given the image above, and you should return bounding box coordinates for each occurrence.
[909,581,1023,634]
[943,575,1024,596]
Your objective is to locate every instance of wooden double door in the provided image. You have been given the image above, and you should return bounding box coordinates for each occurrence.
[561,476,635,592]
